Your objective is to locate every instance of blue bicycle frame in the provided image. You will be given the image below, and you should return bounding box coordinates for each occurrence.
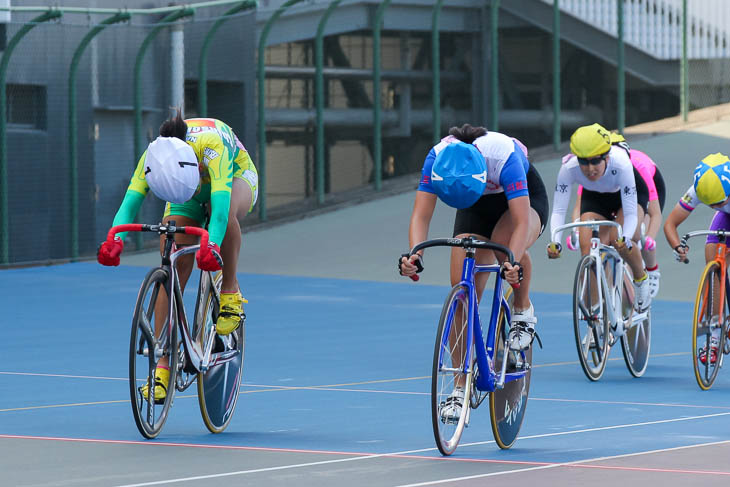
[413,237,528,392]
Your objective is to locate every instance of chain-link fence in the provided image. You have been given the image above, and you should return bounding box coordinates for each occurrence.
[1,4,256,265]
[4,0,730,266]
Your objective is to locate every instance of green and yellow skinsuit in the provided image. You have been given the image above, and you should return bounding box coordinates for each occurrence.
[111,118,259,246]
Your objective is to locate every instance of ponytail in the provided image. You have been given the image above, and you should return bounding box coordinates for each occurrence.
[159,108,187,141]
[448,123,487,144]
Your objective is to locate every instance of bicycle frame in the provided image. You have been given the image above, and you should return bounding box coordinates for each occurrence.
[168,246,237,374]
[107,223,237,376]
[683,230,730,329]
[412,237,527,393]
[553,220,648,336]
[459,257,519,392]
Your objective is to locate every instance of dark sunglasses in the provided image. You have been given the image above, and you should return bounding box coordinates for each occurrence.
[577,156,605,166]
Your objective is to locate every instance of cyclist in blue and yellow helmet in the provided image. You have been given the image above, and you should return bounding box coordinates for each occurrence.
[664,153,730,364]
[548,123,653,313]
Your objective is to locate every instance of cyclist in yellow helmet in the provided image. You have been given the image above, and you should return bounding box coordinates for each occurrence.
[547,123,652,312]
[664,153,730,363]
[566,131,666,297]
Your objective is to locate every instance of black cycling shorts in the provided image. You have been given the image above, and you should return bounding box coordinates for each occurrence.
[581,167,649,218]
[453,163,549,239]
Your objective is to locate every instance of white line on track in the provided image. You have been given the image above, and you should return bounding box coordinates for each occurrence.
[0,371,126,381]
[392,440,730,486]
[7,410,717,487]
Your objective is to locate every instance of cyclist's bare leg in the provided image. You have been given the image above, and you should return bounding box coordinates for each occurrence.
[578,211,608,305]
[220,179,253,293]
[490,207,541,311]
[154,214,199,369]
[641,213,658,269]
[614,207,648,280]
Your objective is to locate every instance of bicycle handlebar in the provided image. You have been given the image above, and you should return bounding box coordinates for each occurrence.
[678,230,730,264]
[106,223,210,252]
[409,237,516,264]
[106,223,208,264]
[551,219,622,243]
[404,237,518,284]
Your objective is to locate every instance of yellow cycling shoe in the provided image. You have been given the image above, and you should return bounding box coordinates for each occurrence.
[141,367,169,404]
[216,291,247,335]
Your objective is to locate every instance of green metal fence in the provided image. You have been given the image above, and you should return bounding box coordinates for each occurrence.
[3,0,730,266]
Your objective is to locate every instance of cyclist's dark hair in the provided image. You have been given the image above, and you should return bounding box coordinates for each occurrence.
[448,123,487,144]
[159,108,187,141]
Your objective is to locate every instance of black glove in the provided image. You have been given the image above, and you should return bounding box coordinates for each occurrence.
[398,253,424,275]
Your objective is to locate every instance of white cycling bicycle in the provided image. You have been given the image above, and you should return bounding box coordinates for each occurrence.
[552,220,651,381]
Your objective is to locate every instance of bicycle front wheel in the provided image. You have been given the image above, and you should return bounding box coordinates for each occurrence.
[573,254,610,381]
[620,268,651,377]
[432,284,473,456]
[197,272,245,433]
[129,267,178,439]
[489,287,531,449]
[692,261,726,390]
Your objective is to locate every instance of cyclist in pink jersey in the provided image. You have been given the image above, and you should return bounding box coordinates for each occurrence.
[567,133,665,297]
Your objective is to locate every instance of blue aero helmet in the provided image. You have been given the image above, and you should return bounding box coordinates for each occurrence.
[693,153,730,206]
[431,141,487,209]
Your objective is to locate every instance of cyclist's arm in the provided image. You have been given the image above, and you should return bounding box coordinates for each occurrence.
[111,153,150,241]
[617,167,639,242]
[663,203,691,250]
[498,150,531,262]
[205,138,234,246]
[549,165,573,242]
[408,148,441,254]
[506,195,531,262]
[409,191,438,254]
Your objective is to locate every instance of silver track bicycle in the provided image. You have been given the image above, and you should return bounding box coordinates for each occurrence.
[552,220,651,380]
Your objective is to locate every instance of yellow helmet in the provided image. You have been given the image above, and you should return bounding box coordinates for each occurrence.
[694,153,730,206]
[570,123,612,159]
[609,132,626,144]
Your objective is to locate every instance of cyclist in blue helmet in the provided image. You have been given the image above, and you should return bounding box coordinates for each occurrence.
[399,123,548,352]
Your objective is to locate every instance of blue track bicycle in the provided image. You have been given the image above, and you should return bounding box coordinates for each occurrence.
[406,236,533,454]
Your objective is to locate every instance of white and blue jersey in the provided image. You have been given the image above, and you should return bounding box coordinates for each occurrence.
[418,132,530,201]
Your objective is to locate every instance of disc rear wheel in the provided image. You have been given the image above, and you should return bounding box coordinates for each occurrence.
[197,272,245,433]
[620,268,651,377]
[489,287,531,449]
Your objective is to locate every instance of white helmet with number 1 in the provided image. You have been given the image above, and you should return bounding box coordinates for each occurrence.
[144,136,200,204]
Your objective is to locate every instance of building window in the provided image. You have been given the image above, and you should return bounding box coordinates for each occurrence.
[6,84,46,130]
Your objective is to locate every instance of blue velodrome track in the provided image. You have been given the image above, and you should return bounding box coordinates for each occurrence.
[5,122,730,485]
[2,261,730,486]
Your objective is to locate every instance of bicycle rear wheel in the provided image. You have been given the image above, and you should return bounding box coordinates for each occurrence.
[489,287,531,449]
[432,284,473,456]
[620,267,651,377]
[692,261,727,390]
[129,267,178,439]
[197,272,245,433]
[573,254,610,381]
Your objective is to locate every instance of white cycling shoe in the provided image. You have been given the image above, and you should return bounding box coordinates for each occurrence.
[633,276,652,312]
[440,387,465,423]
[647,268,660,298]
[508,302,537,351]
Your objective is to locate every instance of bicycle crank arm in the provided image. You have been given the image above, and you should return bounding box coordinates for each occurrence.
[497,341,510,389]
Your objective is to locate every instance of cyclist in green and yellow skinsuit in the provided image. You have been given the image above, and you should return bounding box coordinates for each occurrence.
[98,110,258,402]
